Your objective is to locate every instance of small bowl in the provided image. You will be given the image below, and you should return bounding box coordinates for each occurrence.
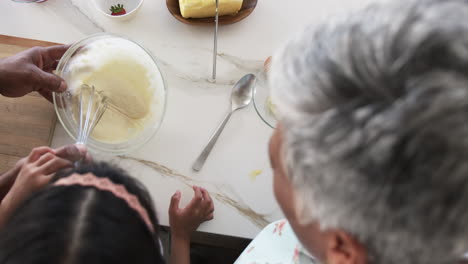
[53,33,167,155]
[166,0,257,26]
[94,0,143,21]
[11,0,47,2]
[253,57,276,129]
[253,78,277,129]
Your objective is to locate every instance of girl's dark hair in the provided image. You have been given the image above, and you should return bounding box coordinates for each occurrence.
[0,162,164,264]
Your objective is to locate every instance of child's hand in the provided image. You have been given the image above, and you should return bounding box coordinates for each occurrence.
[169,186,214,241]
[0,144,90,204]
[0,146,74,225]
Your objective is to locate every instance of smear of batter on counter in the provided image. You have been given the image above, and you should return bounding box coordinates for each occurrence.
[249,169,263,181]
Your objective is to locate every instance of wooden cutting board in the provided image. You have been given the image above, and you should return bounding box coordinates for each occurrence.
[0,35,61,173]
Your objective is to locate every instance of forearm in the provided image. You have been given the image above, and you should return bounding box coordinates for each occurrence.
[0,168,17,229]
[0,58,7,96]
[170,235,191,264]
[0,165,19,203]
[0,196,13,229]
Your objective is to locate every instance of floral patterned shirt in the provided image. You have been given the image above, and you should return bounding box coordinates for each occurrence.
[235,220,317,264]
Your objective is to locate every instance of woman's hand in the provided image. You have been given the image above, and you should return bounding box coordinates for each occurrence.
[169,186,215,240]
[54,144,92,164]
[0,45,69,102]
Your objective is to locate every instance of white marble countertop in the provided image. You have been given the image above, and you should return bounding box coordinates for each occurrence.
[1,0,376,239]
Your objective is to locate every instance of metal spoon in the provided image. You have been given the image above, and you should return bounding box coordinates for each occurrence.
[192,74,257,171]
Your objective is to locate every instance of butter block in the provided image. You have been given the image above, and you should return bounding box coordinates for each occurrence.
[179,0,243,19]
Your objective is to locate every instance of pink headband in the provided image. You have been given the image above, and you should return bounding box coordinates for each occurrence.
[54,173,154,233]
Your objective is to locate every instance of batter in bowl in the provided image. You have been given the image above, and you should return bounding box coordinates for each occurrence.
[63,37,163,144]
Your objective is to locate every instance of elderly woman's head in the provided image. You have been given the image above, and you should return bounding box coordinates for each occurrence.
[268,0,468,263]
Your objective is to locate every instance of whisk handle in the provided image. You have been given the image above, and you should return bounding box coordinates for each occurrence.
[74,143,85,168]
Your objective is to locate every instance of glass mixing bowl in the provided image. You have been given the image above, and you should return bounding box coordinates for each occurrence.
[53,33,167,155]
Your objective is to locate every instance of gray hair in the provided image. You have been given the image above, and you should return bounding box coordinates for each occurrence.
[270,0,468,263]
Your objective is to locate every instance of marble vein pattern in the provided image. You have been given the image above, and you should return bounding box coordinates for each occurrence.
[116,155,271,228]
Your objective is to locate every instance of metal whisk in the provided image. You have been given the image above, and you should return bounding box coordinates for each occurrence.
[76,84,108,145]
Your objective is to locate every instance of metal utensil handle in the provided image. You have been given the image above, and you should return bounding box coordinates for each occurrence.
[192,111,232,171]
[74,142,85,168]
[212,0,219,80]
